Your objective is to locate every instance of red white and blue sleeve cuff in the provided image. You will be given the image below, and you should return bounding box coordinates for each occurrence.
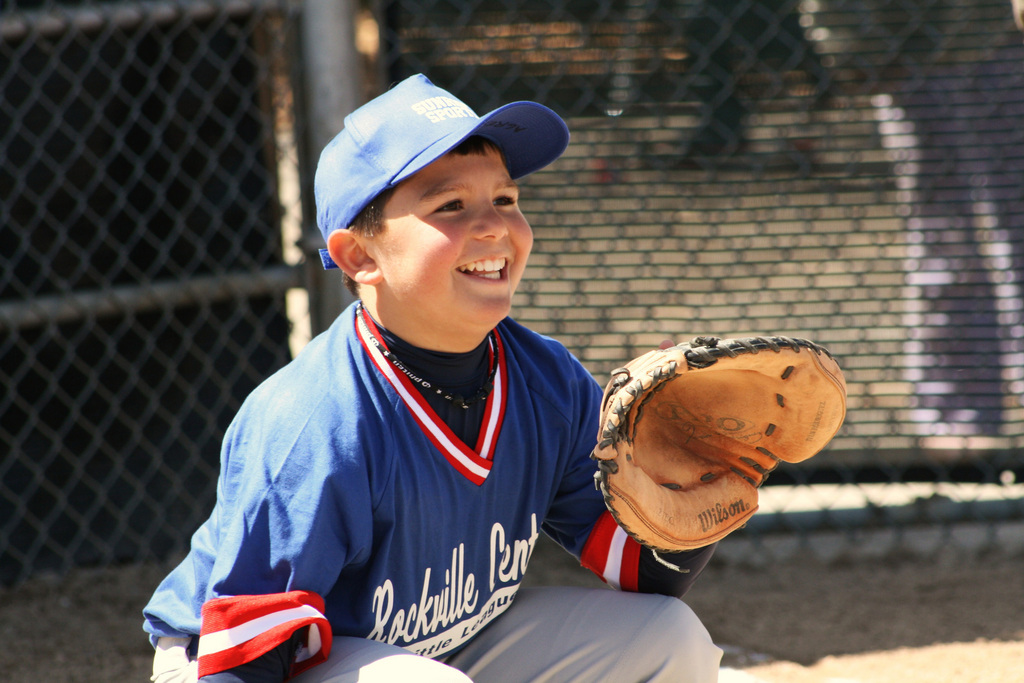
[197,590,331,679]
[580,511,642,592]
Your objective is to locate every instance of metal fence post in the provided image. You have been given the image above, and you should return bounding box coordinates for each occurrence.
[299,0,363,335]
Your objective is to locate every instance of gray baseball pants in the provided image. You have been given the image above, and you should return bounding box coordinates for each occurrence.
[153,586,722,683]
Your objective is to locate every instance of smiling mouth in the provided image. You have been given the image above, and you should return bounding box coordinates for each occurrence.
[458,258,507,280]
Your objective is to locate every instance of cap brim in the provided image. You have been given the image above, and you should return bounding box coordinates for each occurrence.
[392,101,570,186]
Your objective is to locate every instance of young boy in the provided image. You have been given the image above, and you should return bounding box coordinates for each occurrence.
[143,74,722,683]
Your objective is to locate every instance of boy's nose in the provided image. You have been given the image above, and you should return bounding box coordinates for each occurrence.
[473,205,510,239]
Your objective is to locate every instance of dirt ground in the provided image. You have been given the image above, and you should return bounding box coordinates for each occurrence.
[1,532,1021,683]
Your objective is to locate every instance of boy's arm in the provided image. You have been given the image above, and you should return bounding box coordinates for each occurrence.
[198,632,303,683]
[146,408,365,680]
[544,339,718,597]
[580,510,716,596]
[638,541,717,596]
[195,590,331,680]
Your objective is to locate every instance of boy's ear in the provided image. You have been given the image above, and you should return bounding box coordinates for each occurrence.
[326,229,383,286]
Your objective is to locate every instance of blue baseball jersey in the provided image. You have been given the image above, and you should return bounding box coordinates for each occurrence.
[143,302,624,665]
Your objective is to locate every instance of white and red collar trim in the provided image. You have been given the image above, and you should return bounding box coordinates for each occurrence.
[355,311,508,486]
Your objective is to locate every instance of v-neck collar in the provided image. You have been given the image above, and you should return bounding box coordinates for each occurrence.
[355,310,508,486]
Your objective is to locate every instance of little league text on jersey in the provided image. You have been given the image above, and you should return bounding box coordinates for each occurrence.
[368,514,540,657]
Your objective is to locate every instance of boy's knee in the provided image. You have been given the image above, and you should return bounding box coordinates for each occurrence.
[293,637,473,683]
[354,653,473,683]
[637,596,723,683]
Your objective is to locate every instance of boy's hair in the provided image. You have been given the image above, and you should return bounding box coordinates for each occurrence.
[341,136,507,295]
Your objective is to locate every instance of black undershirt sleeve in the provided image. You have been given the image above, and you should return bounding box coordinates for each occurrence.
[199,631,303,683]
[636,543,717,598]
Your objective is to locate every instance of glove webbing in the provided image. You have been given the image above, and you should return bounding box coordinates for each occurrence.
[596,335,836,485]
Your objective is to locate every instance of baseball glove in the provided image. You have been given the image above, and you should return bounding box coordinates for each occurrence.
[592,336,847,552]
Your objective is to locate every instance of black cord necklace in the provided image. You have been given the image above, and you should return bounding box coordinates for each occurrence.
[357,304,498,409]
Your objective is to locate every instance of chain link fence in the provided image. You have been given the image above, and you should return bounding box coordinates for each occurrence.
[380,0,1024,557]
[3,0,1023,585]
[1,0,306,584]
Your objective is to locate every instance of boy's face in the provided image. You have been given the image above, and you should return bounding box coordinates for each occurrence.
[359,147,533,352]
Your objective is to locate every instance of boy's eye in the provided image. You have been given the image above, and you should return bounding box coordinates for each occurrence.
[437,200,463,212]
[494,194,517,206]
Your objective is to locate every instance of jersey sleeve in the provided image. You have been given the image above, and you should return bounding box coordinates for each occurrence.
[531,345,612,558]
[143,322,383,675]
[579,510,643,590]
[532,338,717,595]
[197,592,330,678]
[527,342,650,589]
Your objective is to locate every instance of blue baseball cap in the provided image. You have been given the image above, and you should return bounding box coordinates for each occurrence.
[314,74,570,269]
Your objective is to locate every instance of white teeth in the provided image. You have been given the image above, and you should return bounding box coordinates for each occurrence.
[459,258,506,279]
